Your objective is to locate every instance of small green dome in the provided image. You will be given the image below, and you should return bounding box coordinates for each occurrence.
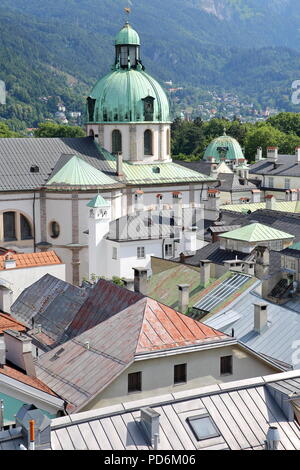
[115,22,140,46]
[204,131,245,162]
[87,69,170,123]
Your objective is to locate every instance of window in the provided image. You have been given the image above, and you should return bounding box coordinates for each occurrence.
[165,244,173,257]
[137,246,145,259]
[285,178,290,189]
[187,415,220,441]
[50,221,60,239]
[112,247,118,260]
[20,214,32,240]
[144,130,153,155]
[269,240,283,251]
[268,177,274,188]
[128,372,142,393]
[220,355,233,375]
[166,128,170,155]
[112,130,122,154]
[174,363,187,384]
[3,212,16,241]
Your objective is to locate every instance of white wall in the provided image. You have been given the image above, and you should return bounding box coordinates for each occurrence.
[0,263,66,312]
[83,344,279,410]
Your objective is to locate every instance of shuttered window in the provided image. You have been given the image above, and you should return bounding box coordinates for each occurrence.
[112,130,122,154]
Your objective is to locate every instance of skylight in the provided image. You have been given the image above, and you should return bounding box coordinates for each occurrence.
[187,415,220,441]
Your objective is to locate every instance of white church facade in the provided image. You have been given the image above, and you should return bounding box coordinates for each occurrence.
[0,22,218,285]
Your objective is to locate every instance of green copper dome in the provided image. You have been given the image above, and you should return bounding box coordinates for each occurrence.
[86,22,170,124]
[204,131,245,162]
[115,22,140,46]
[87,69,170,123]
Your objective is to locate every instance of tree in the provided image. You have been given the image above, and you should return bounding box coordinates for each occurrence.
[267,112,300,137]
[0,122,21,137]
[34,122,86,138]
[244,123,298,160]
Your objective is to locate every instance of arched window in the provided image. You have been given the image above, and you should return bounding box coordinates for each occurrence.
[112,130,122,154]
[3,212,16,241]
[20,214,32,240]
[50,221,60,239]
[144,130,153,155]
[166,128,170,155]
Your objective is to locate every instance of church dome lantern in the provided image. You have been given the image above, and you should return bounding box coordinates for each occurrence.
[86,22,170,125]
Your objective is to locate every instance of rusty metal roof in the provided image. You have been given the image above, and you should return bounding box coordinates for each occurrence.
[35,296,228,411]
[61,279,144,342]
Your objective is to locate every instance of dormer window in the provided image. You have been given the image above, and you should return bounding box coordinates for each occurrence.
[142,96,155,121]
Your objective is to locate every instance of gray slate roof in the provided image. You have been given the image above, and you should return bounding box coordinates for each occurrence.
[175,241,249,266]
[204,284,300,368]
[250,155,300,178]
[221,209,300,243]
[47,370,300,450]
[0,137,120,191]
[11,274,88,344]
[217,173,256,192]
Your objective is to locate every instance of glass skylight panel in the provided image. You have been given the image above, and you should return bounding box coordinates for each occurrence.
[187,415,220,441]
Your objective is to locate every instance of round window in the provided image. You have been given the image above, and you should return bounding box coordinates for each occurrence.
[50,221,60,239]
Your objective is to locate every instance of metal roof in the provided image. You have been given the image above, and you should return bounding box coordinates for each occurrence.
[86,194,110,208]
[219,223,294,242]
[193,273,254,314]
[35,297,228,412]
[221,201,300,214]
[204,133,245,162]
[46,155,118,189]
[11,274,88,344]
[0,137,214,191]
[174,241,250,267]
[204,285,300,368]
[40,370,300,450]
[250,154,300,177]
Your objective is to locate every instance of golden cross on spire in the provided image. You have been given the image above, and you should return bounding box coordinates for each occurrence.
[124,7,131,16]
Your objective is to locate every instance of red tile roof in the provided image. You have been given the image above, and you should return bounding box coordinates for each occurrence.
[0,251,62,270]
[0,313,26,334]
[0,364,57,396]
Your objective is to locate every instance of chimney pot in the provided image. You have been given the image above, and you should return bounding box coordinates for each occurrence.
[177,284,190,313]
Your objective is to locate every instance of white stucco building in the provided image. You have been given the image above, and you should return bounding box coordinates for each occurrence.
[0,22,217,285]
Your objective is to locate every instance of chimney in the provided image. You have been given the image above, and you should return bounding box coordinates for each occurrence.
[16,404,51,450]
[243,261,255,277]
[290,189,297,202]
[123,278,134,291]
[205,190,220,212]
[156,194,163,210]
[140,407,160,450]
[116,152,123,177]
[184,226,197,253]
[265,194,276,211]
[251,189,261,203]
[0,338,5,368]
[179,252,186,264]
[177,284,190,313]
[255,147,263,162]
[4,253,16,270]
[285,190,291,202]
[133,267,148,295]
[296,147,300,163]
[4,330,36,377]
[267,147,278,162]
[134,190,144,212]
[172,192,183,227]
[254,303,268,334]
[200,260,211,288]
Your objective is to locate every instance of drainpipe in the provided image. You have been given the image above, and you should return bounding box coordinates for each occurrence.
[33,191,36,253]
[0,400,4,430]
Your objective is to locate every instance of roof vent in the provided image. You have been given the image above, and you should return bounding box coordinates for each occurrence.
[152,167,160,174]
[30,165,40,173]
